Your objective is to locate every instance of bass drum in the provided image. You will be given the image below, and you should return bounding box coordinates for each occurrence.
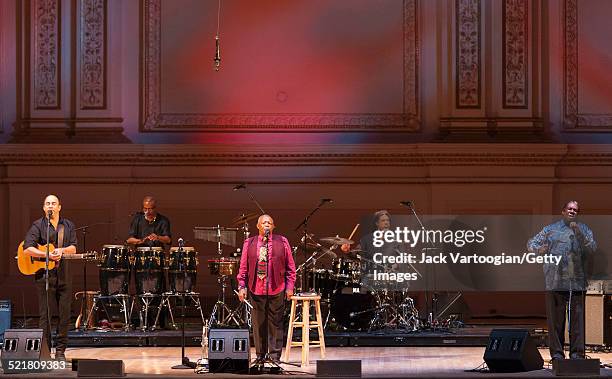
[98,245,131,295]
[330,286,378,331]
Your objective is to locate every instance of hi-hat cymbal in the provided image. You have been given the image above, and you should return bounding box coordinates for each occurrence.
[231,212,259,226]
[320,236,353,245]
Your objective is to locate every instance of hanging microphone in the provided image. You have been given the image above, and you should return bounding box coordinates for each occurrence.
[214,35,221,71]
[233,183,246,191]
[399,200,413,208]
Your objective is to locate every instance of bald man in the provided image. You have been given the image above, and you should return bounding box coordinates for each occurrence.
[126,196,171,247]
[237,214,296,365]
[23,194,77,360]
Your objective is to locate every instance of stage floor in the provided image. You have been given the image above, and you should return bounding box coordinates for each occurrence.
[3,346,610,378]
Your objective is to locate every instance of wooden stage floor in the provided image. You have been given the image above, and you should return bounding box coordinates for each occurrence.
[3,346,610,378]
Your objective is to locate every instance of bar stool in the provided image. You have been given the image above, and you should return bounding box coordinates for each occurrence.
[282,294,326,367]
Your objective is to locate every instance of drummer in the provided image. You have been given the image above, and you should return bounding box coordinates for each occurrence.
[340,209,392,257]
[126,196,172,247]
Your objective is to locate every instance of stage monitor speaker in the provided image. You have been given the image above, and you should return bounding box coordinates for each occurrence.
[208,328,250,373]
[1,329,50,374]
[77,359,125,377]
[0,300,11,343]
[552,358,600,376]
[483,329,543,373]
[316,360,362,377]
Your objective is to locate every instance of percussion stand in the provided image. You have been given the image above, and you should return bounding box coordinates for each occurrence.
[172,239,196,370]
[295,199,332,295]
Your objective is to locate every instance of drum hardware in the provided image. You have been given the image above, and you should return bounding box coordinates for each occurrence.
[294,198,334,295]
[195,225,249,328]
[137,292,162,331]
[85,293,133,331]
[320,236,354,245]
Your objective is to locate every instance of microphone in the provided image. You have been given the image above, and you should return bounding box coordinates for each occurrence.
[47,210,53,218]
[399,200,413,208]
[233,183,246,191]
[321,198,333,204]
[349,312,355,318]
[214,36,221,71]
[178,238,185,247]
[264,228,270,236]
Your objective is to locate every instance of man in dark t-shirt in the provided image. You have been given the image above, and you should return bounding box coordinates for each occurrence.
[23,194,78,360]
[126,196,171,247]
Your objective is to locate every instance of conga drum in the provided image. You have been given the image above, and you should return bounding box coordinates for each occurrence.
[168,246,198,293]
[134,247,164,294]
[97,245,130,295]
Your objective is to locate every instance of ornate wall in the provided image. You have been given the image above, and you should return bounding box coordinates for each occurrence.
[1,0,612,142]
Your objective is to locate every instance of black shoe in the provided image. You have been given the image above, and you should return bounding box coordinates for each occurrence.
[55,351,66,361]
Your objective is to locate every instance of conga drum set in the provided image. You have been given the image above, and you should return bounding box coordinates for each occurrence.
[85,241,205,331]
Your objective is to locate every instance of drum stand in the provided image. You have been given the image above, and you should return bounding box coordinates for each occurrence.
[210,275,249,327]
[86,294,133,331]
[154,292,206,329]
[137,293,161,331]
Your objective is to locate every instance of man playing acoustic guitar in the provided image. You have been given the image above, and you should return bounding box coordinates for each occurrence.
[23,194,77,360]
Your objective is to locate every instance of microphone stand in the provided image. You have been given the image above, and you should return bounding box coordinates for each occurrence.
[44,212,54,356]
[295,200,331,294]
[400,202,442,327]
[234,184,266,215]
[172,238,196,369]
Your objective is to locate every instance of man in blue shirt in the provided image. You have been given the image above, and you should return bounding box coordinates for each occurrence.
[528,201,596,361]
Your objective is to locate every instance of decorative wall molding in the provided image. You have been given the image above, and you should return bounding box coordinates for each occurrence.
[564,0,612,130]
[79,0,107,109]
[33,0,60,110]
[3,143,609,167]
[455,0,481,109]
[502,0,528,109]
[141,0,420,132]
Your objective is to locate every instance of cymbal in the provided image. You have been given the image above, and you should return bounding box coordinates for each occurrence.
[231,212,259,226]
[320,236,353,245]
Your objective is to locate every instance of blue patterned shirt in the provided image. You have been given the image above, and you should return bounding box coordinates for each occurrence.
[527,219,596,291]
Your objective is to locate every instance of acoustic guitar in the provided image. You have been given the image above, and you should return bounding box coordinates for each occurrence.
[16,241,96,275]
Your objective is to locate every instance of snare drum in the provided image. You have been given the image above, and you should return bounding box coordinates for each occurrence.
[168,247,198,293]
[134,247,164,294]
[98,245,130,295]
[207,258,239,276]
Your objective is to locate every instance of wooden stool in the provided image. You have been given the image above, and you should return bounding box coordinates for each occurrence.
[282,294,326,366]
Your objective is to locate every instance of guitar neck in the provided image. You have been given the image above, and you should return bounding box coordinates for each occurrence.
[63,253,94,259]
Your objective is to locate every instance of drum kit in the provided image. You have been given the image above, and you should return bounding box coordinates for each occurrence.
[296,234,420,332]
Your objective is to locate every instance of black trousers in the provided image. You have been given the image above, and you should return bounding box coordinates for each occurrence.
[545,291,585,359]
[35,264,72,352]
[250,292,285,360]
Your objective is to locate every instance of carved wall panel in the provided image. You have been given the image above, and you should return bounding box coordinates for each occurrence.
[79,0,107,109]
[141,0,420,132]
[33,0,60,110]
[564,0,612,130]
[455,0,481,109]
[502,0,528,109]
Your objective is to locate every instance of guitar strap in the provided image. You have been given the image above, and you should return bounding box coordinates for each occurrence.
[57,224,64,249]
[57,224,64,267]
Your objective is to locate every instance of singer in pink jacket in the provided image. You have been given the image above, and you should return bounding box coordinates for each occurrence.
[237,214,296,364]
